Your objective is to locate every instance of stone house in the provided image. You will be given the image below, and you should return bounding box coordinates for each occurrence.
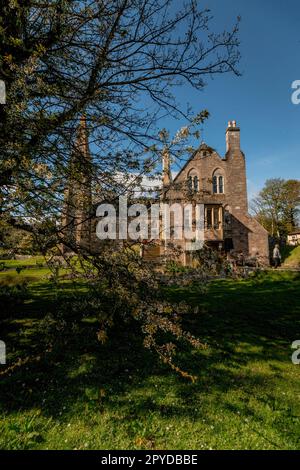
[287,229,300,246]
[143,120,269,265]
[61,118,269,265]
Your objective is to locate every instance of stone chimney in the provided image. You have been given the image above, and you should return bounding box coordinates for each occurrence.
[61,114,92,253]
[162,147,172,187]
[75,114,90,161]
[226,120,240,153]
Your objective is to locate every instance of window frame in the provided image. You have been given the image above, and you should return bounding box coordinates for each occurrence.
[187,169,199,193]
[212,170,225,194]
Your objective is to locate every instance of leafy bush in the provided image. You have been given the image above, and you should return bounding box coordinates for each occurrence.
[42,248,209,381]
[0,282,29,313]
[165,260,188,275]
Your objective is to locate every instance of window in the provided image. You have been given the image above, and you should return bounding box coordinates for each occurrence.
[219,176,224,194]
[206,208,212,228]
[205,206,222,230]
[187,170,199,192]
[212,176,218,194]
[193,176,199,191]
[212,170,225,194]
[213,207,220,229]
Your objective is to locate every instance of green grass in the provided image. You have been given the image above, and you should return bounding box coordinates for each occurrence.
[0,256,76,285]
[0,269,300,450]
[0,256,46,268]
[283,245,300,268]
[0,256,50,284]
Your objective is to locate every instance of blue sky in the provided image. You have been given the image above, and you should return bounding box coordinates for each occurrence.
[164,0,300,199]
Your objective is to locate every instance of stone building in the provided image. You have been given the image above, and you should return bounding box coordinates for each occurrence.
[287,229,300,246]
[145,120,269,265]
[61,118,269,265]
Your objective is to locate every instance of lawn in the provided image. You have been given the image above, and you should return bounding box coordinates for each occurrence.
[283,245,300,268]
[0,265,299,450]
[0,256,51,285]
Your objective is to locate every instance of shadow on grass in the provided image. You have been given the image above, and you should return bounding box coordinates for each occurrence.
[0,271,300,449]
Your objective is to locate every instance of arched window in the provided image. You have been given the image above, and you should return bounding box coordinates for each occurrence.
[187,169,199,193]
[219,176,224,194]
[212,169,225,194]
[193,175,199,191]
[212,176,218,194]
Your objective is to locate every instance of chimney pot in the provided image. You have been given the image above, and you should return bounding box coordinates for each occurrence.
[226,120,240,152]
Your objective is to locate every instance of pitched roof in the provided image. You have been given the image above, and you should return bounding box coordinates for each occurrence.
[172,142,216,183]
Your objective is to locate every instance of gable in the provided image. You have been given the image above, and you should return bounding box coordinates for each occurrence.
[173,146,225,184]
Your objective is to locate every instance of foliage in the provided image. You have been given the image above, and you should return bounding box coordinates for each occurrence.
[0,281,29,312]
[0,220,35,254]
[165,260,189,275]
[0,0,240,376]
[0,0,240,235]
[251,178,300,238]
[191,245,225,275]
[56,248,206,381]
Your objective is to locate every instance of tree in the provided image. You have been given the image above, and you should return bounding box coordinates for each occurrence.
[0,0,240,238]
[281,180,300,233]
[0,219,34,255]
[0,0,241,377]
[251,179,300,238]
